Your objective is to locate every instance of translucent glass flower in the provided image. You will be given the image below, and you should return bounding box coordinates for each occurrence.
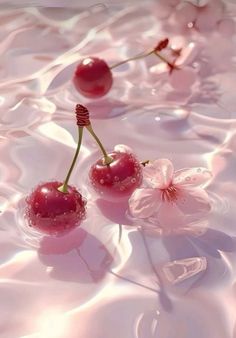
[129,159,212,230]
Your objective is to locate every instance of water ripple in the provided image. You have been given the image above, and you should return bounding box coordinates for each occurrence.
[1,1,236,338]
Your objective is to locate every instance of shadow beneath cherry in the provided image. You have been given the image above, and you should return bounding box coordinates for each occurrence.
[96,197,131,225]
[86,98,128,119]
[38,227,113,284]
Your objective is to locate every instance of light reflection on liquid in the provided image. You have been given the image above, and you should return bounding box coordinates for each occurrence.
[0,1,236,337]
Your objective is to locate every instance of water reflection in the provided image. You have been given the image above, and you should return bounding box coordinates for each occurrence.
[162,256,207,284]
[1,1,236,337]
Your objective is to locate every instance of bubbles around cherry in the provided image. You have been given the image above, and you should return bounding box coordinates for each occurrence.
[25,181,86,236]
[89,151,143,201]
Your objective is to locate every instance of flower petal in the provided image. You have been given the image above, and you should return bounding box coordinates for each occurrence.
[157,203,186,230]
[114,144,133,154]
[144,159,174,189]
[129,188,161,218]
[173,167,212,187]
[176,187,211,215]
[143,164,159,188]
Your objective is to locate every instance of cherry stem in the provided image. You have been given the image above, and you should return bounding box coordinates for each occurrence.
[110,49,154,69]
[140,160,150,167]
[154,51,178,70]
[86,124,113,165]
[58,126,84,193]
[110,49,175,70]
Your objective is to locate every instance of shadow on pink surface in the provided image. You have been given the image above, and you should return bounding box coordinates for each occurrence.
[38,228,114,283]
[96,197,131,225]
[157,227,236,290]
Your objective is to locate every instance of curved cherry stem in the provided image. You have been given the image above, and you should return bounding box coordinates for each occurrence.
[141,159,150,167]
[58,126,84,193]
[110,49,154,69]
[110,47,176,70]
[118,223,123,243]
[154,51,178,70]
[86,124,113,165]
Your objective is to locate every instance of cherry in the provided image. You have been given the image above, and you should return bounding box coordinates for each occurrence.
[25,105,88,235]
[73,39,176,98]
[89,151,143,200]
[73,105,143,199]
[24,103,143,235]
[73,104,143,199]
[26,181,86,235]
[73,57,113,99]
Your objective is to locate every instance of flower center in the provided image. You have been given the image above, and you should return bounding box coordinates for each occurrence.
[161,184,179,202]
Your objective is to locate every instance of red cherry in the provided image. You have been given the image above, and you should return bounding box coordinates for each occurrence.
[25,181,86,235]
[89,151,143,200]
[73,57,113,98]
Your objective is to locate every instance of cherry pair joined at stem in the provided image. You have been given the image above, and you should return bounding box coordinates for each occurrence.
[73,38,177,98]
[58,104,142,197]
[26,104,142,235]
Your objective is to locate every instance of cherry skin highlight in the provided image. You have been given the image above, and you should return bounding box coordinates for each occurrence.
[89,151,143,200]
[26,181,86,235]
[73,57,113,99]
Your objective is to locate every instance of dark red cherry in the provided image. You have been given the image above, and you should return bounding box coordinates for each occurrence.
[89,151,143,200]
[25,181,86,235]
[73,57,113,98]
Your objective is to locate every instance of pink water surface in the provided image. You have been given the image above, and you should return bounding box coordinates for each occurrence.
[1,1,236,337]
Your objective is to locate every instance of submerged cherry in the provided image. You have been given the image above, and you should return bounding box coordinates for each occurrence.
[26,181,86,235]
[73,39,176,98]
[90,151,142,199]
[25,105,88,235]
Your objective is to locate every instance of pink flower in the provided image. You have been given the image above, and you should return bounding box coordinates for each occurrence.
[129,159,212,230]
[150,41,199,92]
[173,0,225,33]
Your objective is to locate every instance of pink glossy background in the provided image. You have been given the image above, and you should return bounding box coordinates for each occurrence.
[1,1,236,337]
